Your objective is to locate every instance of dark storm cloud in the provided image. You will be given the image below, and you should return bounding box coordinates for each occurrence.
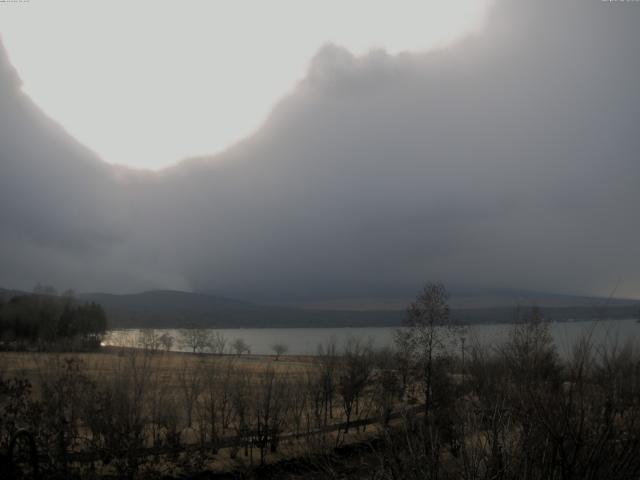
[0,0,639,300]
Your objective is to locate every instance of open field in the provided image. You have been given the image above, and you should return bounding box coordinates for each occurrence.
[0,349,316,381]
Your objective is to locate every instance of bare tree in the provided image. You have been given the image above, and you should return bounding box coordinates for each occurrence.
[304,369,326,434]
[337,337,373,434]
[85,348,157,477]
[252,366,290,464]
[231,338,250,356]
[271,342,289,361]
[137,329,162,353]
[158,332,174,352]
[195,359,222,451]
[316,338,339,427]
[289,379,309,438]
[229,371,252,460]
[393,327,416,403]
[211,331,227,355]
[177,357,204,429]
[399,283,456,412]
[371,347,402,426]
[500,306,559,384]
[178,324,213,354]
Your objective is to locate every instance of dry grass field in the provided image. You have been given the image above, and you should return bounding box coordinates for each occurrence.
[0,348,315,383]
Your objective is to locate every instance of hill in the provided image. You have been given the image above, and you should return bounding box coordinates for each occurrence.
[281,290,640,311]
[2,287,637,328]
[79,290,402,328]
[80,289,639,329]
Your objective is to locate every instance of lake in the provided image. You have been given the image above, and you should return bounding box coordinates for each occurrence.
[104,318,640,357]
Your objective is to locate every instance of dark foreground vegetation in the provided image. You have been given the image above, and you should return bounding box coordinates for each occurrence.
[1,284,640,479]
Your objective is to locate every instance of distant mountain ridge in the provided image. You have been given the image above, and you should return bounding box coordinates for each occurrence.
[282,290,640,311]
[81,290,256,310]
[77,289,400,328]
[0,287,26,301]
[2,287,638,328]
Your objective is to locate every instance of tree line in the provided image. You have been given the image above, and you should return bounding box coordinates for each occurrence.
[111,324,290,358]
[0,286,108,349]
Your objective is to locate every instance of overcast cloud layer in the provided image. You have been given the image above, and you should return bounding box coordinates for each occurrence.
[0,0,639,302]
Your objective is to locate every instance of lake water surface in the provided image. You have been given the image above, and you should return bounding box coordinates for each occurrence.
[105,319,640,357]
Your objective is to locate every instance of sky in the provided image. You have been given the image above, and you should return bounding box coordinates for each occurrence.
[0,0,490,169]
[0,0,639,302]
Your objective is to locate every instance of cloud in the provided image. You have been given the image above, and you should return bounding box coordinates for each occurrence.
[0,39,187,292]
[0,0,638,300]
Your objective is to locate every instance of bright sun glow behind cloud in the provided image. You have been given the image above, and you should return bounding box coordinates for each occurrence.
[0,0,490,169]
